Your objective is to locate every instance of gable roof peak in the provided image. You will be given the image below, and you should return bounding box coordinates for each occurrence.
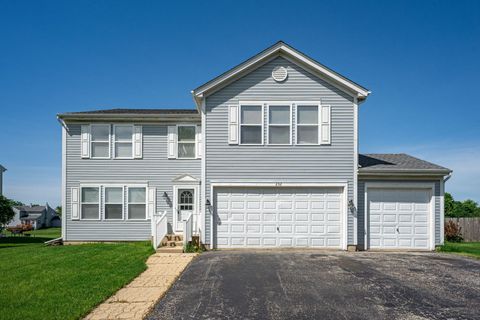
[192,41,370,108]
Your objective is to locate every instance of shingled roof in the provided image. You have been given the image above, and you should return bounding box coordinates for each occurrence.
[359,153,451,175]
[61,108,198,115]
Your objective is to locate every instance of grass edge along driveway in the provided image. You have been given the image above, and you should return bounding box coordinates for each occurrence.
[0,233,154,320]
[437,241,480,259]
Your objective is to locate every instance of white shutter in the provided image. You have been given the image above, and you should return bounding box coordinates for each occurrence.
[71,187,80,220]
[147,187,156,218]
[167,126,177,159]
[228,105,239,145]
[320,105,331,145]
[133,125,143,159]
[196,125,202,158]
[81,125,90,158]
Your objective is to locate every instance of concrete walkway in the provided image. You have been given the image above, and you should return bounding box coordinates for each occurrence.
[85,253,197,320]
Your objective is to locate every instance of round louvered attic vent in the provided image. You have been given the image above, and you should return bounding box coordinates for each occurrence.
[272,66,288,82]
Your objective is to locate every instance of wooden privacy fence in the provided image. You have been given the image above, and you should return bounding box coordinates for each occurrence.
[446,218,480,242]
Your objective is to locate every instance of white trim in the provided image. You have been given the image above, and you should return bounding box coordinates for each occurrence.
[176,124,197,159]
[103,185,125,220]
[266,103,292,145]
[295,103,321,145]
[201,99,207,243]
[210,182,348,250]
[113,124,134,159]
[363,182,436,251]
[238,103,264,145]
[90,124,111,159]
[192,43,370,102]
[62,126,67,239]
[79,185,101,221]
[173,184,199,233]
[126,185,149,221]
[440,179,445,245]
[353,97,358,245]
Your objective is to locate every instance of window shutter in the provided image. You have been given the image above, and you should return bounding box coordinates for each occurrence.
[81,125,90,158]
[196,125,202,158]
[147,187,156,218]
[167,126,177,159]
[71,187,80,220]
[228,105,239,145]
[133,125,143,159]
[320,105,331,145]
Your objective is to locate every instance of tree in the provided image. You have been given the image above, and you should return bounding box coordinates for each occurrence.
[55,206,62,216]
[0,196,15,226]
[445,192,480,218]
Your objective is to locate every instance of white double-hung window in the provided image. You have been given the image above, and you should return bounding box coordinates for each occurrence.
[128,187,146,219]
[177,125,196,159]
[268,105,291,144]
[240,105,263,145]
[114,125,134,158]
[91,125,110,158]
[104,187,123,220]
[296,105,320,144]
[81,187,100,219]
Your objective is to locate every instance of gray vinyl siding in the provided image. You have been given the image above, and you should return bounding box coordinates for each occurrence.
[205,57,356,246]
[64,123,200,241]
[357,179,442,249]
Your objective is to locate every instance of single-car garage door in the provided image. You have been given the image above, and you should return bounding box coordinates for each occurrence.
[214,187,344,248]
[368,188,432,249]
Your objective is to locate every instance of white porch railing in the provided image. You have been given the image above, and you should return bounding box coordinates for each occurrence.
[183,213,193,248]
[151,211,168,249]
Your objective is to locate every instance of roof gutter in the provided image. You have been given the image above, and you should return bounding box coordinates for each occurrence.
[57,113,200,122]
[358,169,452,177]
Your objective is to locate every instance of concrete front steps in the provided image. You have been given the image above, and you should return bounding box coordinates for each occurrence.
[156,234,184,253]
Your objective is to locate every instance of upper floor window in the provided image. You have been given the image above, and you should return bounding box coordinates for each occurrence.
[81,187,100,219]
[240,105,263,145]
[114,125,133,158]
[268,105,291,145]
[296,105,319,144]
[91,125,110,158]
[177,125,196,159]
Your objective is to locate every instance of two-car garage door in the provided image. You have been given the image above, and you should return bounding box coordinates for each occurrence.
[214,187,344,249]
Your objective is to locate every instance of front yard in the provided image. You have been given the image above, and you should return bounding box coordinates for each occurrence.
[437,241,480,259]
[0,229,154,320]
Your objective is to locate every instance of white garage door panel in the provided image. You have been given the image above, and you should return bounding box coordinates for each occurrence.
[368,188,431,249]
[215,187,343,248]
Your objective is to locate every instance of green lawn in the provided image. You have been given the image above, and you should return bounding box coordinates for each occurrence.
[437,242,480,259]
[0,230,154,320]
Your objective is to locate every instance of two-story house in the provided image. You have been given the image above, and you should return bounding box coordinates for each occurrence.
[58,42,451,251]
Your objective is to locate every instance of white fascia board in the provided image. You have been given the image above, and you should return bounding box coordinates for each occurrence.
[192,43,370,105]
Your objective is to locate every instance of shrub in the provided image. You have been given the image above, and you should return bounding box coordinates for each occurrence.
[445,220,463,242]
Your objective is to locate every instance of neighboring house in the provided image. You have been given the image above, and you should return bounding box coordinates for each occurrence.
[57,41,451,251]
[8,204,61,230]
[0,165,5,196]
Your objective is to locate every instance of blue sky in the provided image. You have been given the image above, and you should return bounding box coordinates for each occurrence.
[1,0,479,206]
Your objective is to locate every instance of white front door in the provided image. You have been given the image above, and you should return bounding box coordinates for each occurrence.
[368,188,431,249]
[176,189,194,232]
[215,187,344,248]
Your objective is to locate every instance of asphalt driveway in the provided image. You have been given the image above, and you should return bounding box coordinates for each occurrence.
[147,250,480,320]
